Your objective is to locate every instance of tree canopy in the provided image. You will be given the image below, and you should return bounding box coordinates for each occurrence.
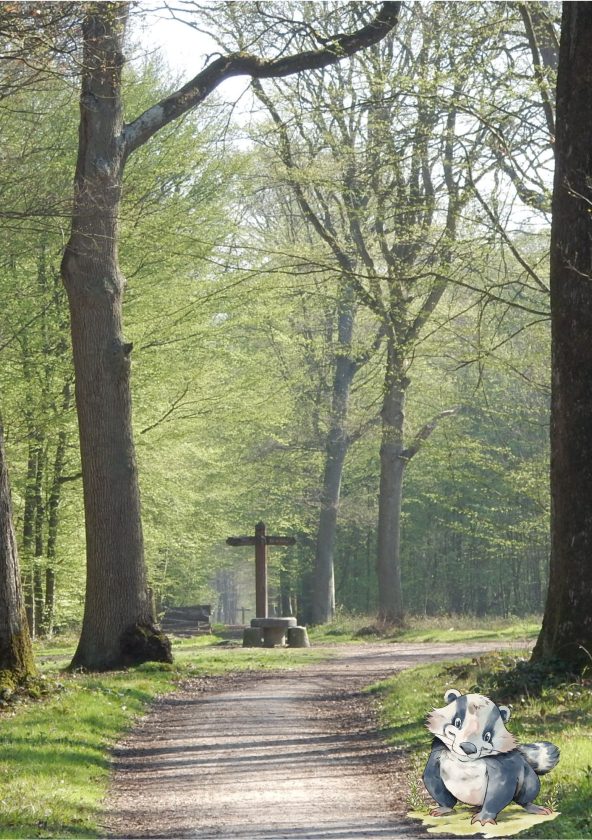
[6,0,592,675]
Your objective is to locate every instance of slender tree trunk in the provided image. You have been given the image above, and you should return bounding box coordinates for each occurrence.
[22,437,40,637]
[0,424,35,688]
[532,3,592,671]
[313,283,358,624]
[44,384,71,635]
[313,443,344,623]
[279,564,293,616]
[62,4,170,669]
[33,444,45,634]
[376,343,408,624]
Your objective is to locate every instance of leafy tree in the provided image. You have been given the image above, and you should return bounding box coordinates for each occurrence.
[220,2,503,623]
[60,1,400,668]
[0,47,243,636]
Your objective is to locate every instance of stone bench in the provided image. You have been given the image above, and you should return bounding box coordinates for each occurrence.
[251,617,296,647]
[243,617,311,648]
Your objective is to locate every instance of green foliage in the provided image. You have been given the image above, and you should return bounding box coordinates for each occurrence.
[0,52,242,627]
[0,2,555,632]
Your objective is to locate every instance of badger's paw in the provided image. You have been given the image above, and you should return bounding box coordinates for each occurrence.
[523,804,553,815]
[430,806,455,817]
[471,812,498,826]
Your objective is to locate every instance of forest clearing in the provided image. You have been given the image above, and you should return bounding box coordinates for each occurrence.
[0,1,591,839]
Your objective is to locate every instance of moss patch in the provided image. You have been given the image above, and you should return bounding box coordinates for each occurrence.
[0,623,36,689]
[119,623,172,666]
[407,804,559,837]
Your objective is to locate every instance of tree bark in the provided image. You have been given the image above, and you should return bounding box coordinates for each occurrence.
[532,3,592,672]
[62,4,169,669]
[376,342,408,624]
[0,424,36,688]
[312,284,357,624]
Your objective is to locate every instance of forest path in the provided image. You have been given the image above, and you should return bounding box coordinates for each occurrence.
[103,641,518,839]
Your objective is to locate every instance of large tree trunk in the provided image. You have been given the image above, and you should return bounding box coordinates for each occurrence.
[62,4,170,669]
[0,425,36,688]
[532,3,592,672]
[376,343,407,624]
[312,285,357,624]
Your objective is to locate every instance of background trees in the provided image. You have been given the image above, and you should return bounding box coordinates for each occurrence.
[0,1,574,657]
[203,1,555,624]
[62,1,400,668]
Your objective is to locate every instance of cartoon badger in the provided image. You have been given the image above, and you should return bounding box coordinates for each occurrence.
[423,688,559,826]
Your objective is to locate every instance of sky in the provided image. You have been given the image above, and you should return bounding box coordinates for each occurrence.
[129,5,251,105]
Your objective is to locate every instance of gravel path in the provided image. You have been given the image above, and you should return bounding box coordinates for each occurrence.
[103,642,522,839]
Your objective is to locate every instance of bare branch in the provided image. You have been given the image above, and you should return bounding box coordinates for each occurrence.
[140,383,191,435]
[518,2,558,139]
[123,2,401,155]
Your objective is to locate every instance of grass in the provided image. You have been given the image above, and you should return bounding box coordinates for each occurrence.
[0,665,175,838]
[9,618,562,838]
[1,633,323,838]
[307,613,541,645]
[371,653,592,838]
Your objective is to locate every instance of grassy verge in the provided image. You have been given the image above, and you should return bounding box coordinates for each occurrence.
[371,653,592,838]
[308,613,540,645]
[1,635,323,838]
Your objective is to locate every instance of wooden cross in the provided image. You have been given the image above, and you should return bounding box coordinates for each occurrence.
[226,521,296,618]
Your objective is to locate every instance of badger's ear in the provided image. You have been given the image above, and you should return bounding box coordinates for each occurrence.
[498,704,511,722]
[444,688,461,703]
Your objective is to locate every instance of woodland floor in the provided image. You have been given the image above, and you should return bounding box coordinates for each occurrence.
[102,642,516,840]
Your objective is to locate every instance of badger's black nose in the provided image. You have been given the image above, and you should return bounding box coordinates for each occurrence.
[460,742,478,755]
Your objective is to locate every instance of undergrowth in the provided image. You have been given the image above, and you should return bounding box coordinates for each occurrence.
[308,612,540,645]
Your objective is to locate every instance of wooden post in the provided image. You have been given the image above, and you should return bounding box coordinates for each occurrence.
[255,521,267,618]
[226,524,296,621]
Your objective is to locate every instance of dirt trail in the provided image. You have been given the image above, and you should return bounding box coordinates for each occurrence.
[103,642,522,839]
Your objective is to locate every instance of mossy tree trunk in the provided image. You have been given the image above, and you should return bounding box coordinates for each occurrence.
[0,424,36,687]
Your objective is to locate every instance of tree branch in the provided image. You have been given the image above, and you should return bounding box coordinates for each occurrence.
[518,2,558,139]
[401,407,460,460]
[252,78,390,326]
[123,2,401,156]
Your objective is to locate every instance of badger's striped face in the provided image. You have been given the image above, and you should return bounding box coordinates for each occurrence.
[426,689,516,762]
